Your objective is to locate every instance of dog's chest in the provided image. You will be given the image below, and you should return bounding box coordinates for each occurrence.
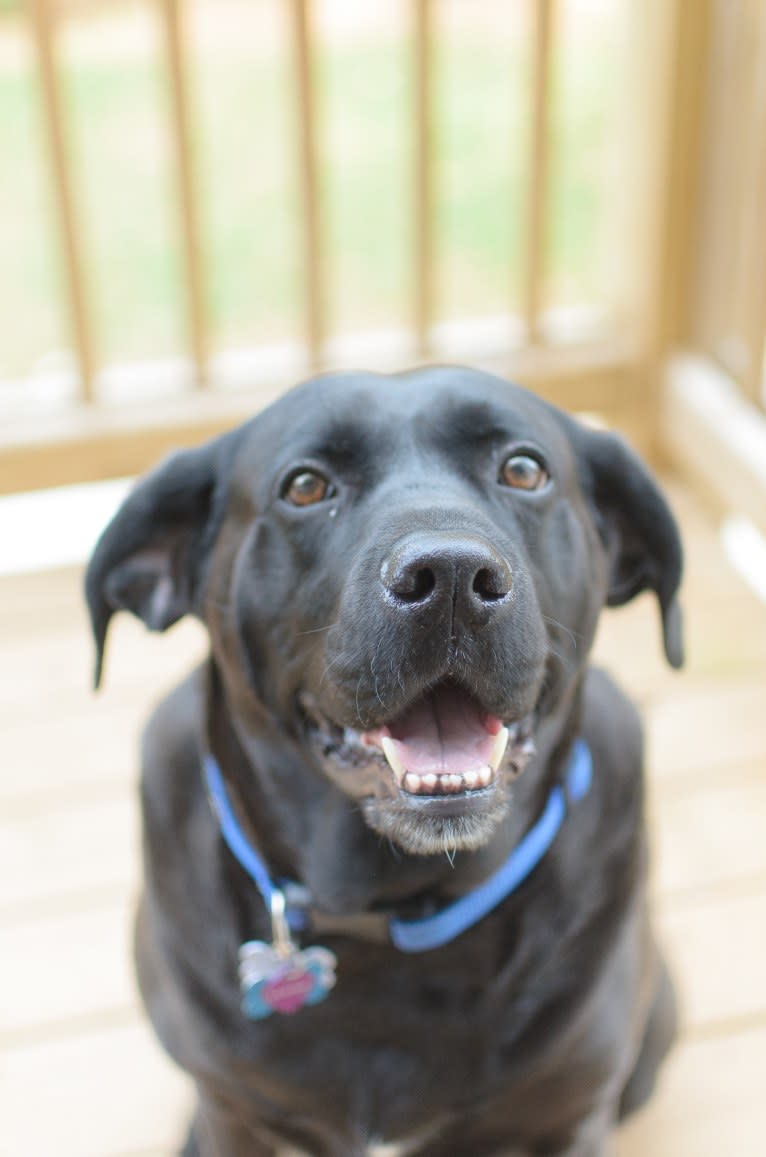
[238,937,539,1129]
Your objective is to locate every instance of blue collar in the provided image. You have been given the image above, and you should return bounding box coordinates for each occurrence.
[203,739,593,954]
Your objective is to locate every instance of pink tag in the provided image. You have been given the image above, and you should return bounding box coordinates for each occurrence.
[263,966,315,1014]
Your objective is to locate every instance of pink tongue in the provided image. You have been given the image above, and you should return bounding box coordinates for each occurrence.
[387,687,496,774]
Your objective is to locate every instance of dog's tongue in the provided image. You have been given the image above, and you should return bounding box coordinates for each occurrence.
[386,686,499,774]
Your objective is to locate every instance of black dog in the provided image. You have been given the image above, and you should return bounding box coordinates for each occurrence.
[86,368,682,1156]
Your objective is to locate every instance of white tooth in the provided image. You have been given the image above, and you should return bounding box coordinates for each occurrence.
[489,727,509,771]
[422,773,438,793]
[477,765,492,788]
[463,769,479,790]
[447,774,463,792]
[404,772,422,793]
[381,736,406,782]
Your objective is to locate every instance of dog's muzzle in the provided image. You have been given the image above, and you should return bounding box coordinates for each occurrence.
[298,529,545,852]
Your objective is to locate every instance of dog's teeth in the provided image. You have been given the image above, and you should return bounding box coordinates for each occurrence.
[477,765,492,788]
[399,768,497,796]
[381,736,406,782]
[489,726,509,771]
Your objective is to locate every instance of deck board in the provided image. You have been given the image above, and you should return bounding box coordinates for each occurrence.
[1,474,765,1155]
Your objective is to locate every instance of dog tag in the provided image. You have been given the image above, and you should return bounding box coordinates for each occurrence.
[238,889,337,1020]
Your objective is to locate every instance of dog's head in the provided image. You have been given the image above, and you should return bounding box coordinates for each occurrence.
[86,368,682,855]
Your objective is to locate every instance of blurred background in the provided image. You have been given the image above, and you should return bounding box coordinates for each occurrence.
[1,2,765,1155]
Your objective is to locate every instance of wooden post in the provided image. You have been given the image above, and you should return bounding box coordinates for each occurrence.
[524,0,553,344]
[414,0,434,354]
[635,0,709,453]
[162,0,209,386]
[291,0,324,365]
[738,4,766,406]
[30,0,96,402]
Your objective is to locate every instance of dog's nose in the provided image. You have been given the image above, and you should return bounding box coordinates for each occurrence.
[381,532,512,619]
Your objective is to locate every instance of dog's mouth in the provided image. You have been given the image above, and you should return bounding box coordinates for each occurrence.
[361,684,534,796]
[300,681,536,804]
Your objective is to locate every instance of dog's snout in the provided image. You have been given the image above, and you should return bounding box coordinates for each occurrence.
[381,532,512,617]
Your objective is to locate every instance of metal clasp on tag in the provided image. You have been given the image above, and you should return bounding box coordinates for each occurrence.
[269,887,294,957]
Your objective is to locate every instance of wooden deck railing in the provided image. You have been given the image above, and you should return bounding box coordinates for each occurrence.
[20,0,607,406]
[28,0,548,392]
[3,1,763,494]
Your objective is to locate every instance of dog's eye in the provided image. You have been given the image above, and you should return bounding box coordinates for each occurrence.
[284,470,331,507]
[500,453,549,491]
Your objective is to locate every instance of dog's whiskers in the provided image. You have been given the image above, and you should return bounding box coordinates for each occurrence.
[354,675,364,725]
[542,615,582,650]
[318,650,349,689]
[295,621,340,638]
[370,638,390,714]
[546,644,569,670]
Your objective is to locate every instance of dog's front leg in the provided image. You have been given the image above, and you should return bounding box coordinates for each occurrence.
[408,1109,616,1157]
[182,1092,364,1157]
[180,1094,276,1157]
[409,1116,614,1157]
[539,1109,616,1157]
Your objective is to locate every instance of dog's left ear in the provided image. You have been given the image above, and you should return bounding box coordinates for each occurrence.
[85,428,243,688]
[579,428,684,668]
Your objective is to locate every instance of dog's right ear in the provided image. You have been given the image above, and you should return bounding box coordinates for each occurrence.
[84,429,243,689]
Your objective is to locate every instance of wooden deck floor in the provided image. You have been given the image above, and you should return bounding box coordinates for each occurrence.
[2,474,765,1156]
